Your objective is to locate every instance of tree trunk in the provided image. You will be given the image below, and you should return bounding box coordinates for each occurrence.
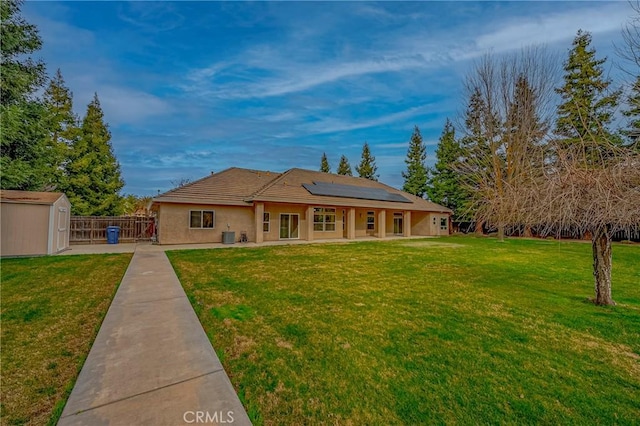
[497,224,505,242]
[475,221,484,235]
[592,226,615,306]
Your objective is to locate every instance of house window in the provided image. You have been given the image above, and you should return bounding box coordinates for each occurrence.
[190,210,215,229]
[263,212,270,233]
[367,211,375,230]
[440,217,448,230]
[313,207,336,231]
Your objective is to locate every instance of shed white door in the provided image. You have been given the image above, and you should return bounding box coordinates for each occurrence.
[57,207,68,251]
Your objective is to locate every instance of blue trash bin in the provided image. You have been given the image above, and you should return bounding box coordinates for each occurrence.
[106,226,120,244]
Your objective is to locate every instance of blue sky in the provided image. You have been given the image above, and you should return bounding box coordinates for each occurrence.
[24,1,631,196]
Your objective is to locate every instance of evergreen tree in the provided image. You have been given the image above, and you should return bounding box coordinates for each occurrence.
[66,93,124,215]
[355,142,378,180]
[336,155,352,176]
[0,0,51,190]
[402,126,429,197]
[457,87,494,232]
[621,76,640,146]
[320,152,331,173]
[427,119,468,219]
[555,30,621,163]
[43,69,79,190]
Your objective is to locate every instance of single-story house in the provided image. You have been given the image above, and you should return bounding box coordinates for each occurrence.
[1,190,71,257]
[151,167,452,245]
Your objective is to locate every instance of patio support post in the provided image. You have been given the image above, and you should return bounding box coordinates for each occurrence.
[378,210,386,238]
[307,206,315,241]
[255,202,264,243]
[404,211,411,237]
[348,208,356,240]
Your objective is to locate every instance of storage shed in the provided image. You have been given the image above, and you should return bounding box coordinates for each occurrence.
[1,190,72,257]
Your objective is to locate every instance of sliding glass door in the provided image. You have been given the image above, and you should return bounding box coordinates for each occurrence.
[279,214,300,239]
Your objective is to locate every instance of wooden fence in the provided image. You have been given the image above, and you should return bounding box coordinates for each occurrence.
[454,222,639,242]
[70,216,155,244]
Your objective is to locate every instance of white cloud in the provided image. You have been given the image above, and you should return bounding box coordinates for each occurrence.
[467,3,630,58]
[184,53,439,100]
[302,106,430,135]
[97,86,172,125]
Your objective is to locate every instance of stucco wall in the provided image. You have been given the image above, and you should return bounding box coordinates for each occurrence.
[262,203,309,241]
[1,203,50,256]
[157,203,255,244]
[411,212,431,236]
[424,213,450,236]
[156,201,449,244]
[385,210,408,236]
[354,208,371,237]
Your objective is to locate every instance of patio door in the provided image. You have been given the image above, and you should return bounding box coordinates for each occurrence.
[279,214,299,239]
[393,213,403,235]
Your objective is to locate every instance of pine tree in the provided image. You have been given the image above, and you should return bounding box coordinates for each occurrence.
[427,119,468,219]
[336,155,352,176]
[355,142,378,180]
[320,152,331,173]
[66,93,124,215]
[43,69,79,190]
[555,30,621,163]
[621,76,640,146]
[0,0,51,190]
[402,126,429,197]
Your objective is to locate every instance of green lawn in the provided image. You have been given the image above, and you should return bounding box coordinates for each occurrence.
[168,236,640,425]
[1,253,132,426]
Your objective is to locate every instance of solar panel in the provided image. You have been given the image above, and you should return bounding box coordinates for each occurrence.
[302,181,412,203]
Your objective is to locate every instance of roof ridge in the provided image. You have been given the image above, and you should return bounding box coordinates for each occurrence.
[156,167,235,198]
[248,168,294,200]
[291,167,405,191]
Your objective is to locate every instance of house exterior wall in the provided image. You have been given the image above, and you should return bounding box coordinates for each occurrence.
[385,210,410,236]
[356,209,368,238]
[425,213,450,236]
[156,201,451,245]
[262,202,309,241]
[411,212,431,236]
[157,203,255,244]
[1,203,50,256]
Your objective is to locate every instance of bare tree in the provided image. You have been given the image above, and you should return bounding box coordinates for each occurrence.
[467,34,639,306]
[170,177,192,189]
[459,47,557,240]
[616,1,640,70]
[498,135,640,306]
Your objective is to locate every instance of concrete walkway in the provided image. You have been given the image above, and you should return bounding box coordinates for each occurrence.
[58,249,251,425]
[59,235,433,256]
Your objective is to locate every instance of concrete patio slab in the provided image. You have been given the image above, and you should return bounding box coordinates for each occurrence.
[59,235,435,256]
[58,249,251,426]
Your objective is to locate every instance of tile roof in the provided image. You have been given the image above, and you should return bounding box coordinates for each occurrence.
[250,168,452,212]
[153,167,281,206]
[152,167,452,213]
[0,190,65,205]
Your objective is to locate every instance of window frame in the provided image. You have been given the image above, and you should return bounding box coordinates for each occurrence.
[440,217,448,230]
[189,210,215,229]
[313,207,336,232]
[367,211,375,231]
[263,212,270,233]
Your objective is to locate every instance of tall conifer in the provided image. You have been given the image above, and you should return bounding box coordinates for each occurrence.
[66,93,124,215]
[402,126,429,198]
